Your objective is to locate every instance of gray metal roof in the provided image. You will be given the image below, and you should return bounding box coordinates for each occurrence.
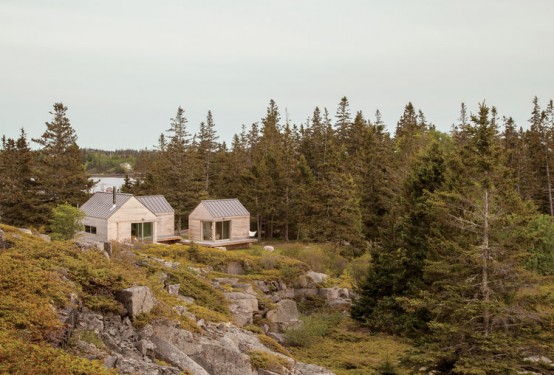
[201,199,249,218]
[80,192,133,219]
[136,195,174,214]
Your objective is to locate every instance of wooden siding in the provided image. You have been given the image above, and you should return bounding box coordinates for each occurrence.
[80,216,108,242]
[231,216,250,240]
[157,212,175,238]
[188,215,250,242]
[189,218,203,242]
[108,197,157,242]
[189,204,212,221]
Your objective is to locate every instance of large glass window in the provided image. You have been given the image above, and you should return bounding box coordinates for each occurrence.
[215,220,230,240]
[131,222,153,241]
[202,221,212,241]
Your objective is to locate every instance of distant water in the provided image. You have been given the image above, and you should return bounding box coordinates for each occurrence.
[90,176,126,193]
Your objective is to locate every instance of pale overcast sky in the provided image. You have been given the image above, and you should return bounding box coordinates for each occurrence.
[1,1,553,149]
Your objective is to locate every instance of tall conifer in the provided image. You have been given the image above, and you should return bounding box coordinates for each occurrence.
[33,103,92,226]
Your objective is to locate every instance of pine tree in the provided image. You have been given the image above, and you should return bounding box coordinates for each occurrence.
[198,110,219,195]
[302,136,364,251]
[335,96,352,144]
[525,96,551,214]
[408,102,544,373]
[352,141,446,334]
[0,129,40,226]
[33,103,92,226]
[163,106,204,230]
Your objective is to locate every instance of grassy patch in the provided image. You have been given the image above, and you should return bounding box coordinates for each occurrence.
[249,350,291,372]
[288,318,412,375]
[258,334,292,356]
[71,330,106,350]
[285,311,343,347]
[0,331,115,375]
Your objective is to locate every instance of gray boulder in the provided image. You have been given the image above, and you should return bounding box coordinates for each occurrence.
[191,341,253,375]
[305,271,328,285]
[266,299,301,332]
[148,335,209,375]
[166,284,180,295]
[292,362,336,375]
[225,262,245,275]
[224,292,259,327]
[117,286,157,317]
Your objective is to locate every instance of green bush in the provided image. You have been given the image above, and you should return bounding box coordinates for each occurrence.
[285,312,343,347]
[49,203,84,241]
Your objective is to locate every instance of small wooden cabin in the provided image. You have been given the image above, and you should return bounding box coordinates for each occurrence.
[80,191,179,244]
[188,199,256,249]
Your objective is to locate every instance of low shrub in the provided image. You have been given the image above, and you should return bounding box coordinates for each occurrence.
[0,331,115,375]
[258,334,291,356]
[284,312,343,347]
[249,350,291,372]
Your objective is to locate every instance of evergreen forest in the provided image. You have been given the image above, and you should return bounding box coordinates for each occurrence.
[1,98,554,374]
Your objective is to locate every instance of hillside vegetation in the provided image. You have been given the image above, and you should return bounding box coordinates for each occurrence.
[0,225,415,374]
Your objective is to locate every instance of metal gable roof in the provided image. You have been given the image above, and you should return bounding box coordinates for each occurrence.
[136,195,174,214]
[80,192,134,219]
[200,199,250,218]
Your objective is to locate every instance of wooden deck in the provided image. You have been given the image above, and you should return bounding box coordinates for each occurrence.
[180,238,257,250]
[157,235,183,244]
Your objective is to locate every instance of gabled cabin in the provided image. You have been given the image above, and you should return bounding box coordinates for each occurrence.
[188,199,256,249]
[80,191,180,244]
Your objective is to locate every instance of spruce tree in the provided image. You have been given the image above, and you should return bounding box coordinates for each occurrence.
[351,141,446,334]
[163,106,204,230]
[408,102,545,373]
[197,110,219,195]
[0,129,40,226]
[33,103,92,226]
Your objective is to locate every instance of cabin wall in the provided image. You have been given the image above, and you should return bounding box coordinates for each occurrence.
[157,212,175,238]
[230,216,250,240]
[189,204,212,241]
[189,218,202,241]
[189,204,212,221]
[108,198,157,242]
[188,202,252,243]
[80,217,108,242]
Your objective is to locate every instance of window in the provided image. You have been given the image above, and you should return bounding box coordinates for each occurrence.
[201,220,231,241]
[84,225,97,234]
[202,221,212,241]
[131,222,153,241]
[215,220,230,240]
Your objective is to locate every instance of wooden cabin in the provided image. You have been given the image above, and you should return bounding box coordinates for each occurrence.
[79,191,180,244]
[188,199,256,249]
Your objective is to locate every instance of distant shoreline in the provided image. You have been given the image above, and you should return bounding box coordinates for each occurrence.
[89,174,141,179]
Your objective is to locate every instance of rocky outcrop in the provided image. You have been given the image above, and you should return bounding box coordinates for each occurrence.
[68,304,335,375]
[305,271,328,285]
[266,300,301,332]
[225,262,245,275]
[117,286,157,317]
[292,363,335,375]
[166,284,180,295]
[148,335,210,375]
[224,292,259,327]
[56,256,346,374]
